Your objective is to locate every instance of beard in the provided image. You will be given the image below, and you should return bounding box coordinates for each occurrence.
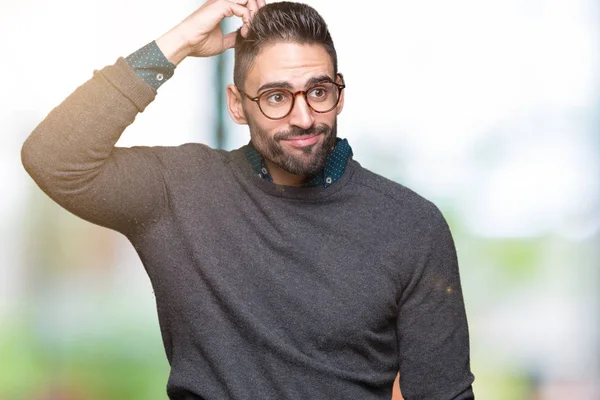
[248,117,338,177]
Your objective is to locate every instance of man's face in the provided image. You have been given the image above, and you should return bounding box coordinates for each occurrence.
[238,42,343,178]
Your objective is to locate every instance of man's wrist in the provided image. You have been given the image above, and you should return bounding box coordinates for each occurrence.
[156,26,192,66]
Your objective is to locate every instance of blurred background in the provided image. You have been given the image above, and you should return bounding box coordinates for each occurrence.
[1,0,599,399]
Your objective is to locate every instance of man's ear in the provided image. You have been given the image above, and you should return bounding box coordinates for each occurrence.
[335,73,345,115]
[226,84,248,125]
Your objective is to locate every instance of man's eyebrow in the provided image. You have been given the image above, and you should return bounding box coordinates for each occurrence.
[257,75,335,94]
[257,81,294,93]
[305,75,335,88]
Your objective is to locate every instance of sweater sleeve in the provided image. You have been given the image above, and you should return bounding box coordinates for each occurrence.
[21,57,168,235]
[396,205,475,399]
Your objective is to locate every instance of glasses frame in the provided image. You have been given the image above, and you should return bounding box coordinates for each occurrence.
[237,74,346,120]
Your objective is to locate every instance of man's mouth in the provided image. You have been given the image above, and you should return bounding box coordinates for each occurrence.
[280,132,321,148]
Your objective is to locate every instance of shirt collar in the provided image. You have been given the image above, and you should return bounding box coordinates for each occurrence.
[244,137,353,188]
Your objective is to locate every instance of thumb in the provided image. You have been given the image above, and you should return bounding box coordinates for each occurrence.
[222,31,238,50]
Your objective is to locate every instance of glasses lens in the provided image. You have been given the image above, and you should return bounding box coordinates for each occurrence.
[306,82,339,112]
[259,89,294,119]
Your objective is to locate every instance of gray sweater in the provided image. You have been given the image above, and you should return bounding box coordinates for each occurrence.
[21,58,474,400]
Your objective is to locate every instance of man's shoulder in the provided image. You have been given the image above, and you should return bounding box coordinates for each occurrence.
[349,159,443,222]
[129,142,233,166]
[148,142,227,157]
[114,142,237,183]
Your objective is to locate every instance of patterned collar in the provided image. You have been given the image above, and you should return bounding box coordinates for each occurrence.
[244,138,353,188]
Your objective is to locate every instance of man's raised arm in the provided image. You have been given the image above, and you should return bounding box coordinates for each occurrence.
[20,0,258,235]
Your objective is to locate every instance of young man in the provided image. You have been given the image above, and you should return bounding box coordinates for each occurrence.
[21,0,475,398]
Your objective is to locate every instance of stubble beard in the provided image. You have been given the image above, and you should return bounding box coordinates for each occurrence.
[248,118,338,177]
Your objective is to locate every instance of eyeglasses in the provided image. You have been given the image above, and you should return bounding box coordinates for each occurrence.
[237,74,346,120]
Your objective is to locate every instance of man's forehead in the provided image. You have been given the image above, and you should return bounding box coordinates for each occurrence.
[245,42,335,90]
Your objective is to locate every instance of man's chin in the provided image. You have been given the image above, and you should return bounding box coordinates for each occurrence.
[277,143,331,176]
[280,160,325,177]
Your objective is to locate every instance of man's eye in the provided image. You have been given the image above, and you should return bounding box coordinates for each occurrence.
[309,87,329,100]
[266,92,289,104]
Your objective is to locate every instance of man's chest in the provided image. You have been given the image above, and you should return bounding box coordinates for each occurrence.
[156,189,405,356]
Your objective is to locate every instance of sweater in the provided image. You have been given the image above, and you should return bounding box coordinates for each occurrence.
[21,58,475,400]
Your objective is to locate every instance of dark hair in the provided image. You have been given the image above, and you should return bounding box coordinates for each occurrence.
[233,2,338,88]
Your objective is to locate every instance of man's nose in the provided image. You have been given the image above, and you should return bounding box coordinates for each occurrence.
[287,93,315,129]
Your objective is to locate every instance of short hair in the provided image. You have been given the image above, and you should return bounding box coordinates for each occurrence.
[233,2,338,88]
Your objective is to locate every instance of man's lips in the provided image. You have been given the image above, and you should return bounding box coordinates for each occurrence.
[280,133,321,148]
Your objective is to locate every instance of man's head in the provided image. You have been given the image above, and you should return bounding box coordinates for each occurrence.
[232,2,338,88]
[226,2,344,185]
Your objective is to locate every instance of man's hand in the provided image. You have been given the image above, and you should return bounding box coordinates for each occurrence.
[156,0,265,65]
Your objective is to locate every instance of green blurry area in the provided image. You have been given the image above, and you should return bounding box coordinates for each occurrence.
[1,318,169,400]
[1,194,170,400]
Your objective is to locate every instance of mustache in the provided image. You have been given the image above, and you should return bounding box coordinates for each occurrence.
[274,125,330,141]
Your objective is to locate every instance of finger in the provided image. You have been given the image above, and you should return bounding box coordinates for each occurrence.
[226,0,250,6]
[241,23,249,37]
[256,0,266,8]
[235,0,256,35]
[222,31,238,49]
[245,0,259,16]
[219,2,252,25]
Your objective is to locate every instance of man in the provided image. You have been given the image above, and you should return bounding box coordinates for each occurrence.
[21,0,475,399]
